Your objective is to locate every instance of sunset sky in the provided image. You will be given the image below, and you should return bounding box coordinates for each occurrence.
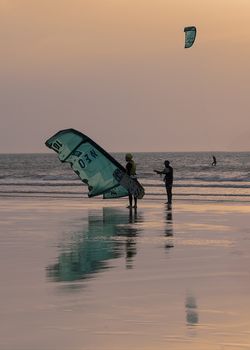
[1,0,250,152]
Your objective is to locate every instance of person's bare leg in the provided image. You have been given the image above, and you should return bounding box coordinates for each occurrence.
[167,188,172,204]
[133,197,137,209]
[127,194,133,208]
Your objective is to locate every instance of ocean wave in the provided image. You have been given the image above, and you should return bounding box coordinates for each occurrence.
[192,176,250,182]
[0,174,78,181]
[0,181,81,187]
[0,179,250,189]
[142,182,250,189]
[174,183,250,189]
[2,173,250,184]
[1,189,250,198]
[0,190,87,195]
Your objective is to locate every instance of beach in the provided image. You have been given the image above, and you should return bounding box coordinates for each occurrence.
[2,0,250,347]
[1,197,250,350]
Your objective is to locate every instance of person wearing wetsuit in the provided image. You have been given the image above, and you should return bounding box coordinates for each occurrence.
[125,153,137,209]
[212,155,217,166]
[154,160,173,205]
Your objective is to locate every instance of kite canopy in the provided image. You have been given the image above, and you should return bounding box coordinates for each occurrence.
[184,26,197,48]
[45,129,144,199]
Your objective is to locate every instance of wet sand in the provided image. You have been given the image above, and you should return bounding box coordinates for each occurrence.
[0,197,250,350]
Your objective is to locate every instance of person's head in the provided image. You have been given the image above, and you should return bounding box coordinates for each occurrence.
[164,160,170,167]
[125,153,133,161]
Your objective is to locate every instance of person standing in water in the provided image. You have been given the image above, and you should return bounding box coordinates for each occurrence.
[154,160,173,205]
[212,155,217,166]
[125,153,137,209]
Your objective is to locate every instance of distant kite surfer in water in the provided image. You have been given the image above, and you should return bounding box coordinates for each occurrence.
[212,155,217,166]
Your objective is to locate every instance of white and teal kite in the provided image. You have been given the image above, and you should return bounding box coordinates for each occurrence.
[45,129,145,199]
[184,26,197,48]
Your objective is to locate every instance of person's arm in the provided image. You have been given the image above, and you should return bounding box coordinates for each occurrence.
[154,169,164,175]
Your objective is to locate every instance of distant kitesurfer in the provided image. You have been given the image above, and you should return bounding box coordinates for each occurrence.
[212,155,217,166]
[125,153,137,209]
[154,160,173,205]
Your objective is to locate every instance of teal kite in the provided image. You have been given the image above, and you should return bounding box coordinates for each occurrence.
[45,129,145,199]
[184,26,197,48]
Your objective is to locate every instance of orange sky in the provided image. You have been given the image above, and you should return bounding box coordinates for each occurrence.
[1,0,250,152]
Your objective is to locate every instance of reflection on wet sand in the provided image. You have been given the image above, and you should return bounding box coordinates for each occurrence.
[124,209,138,269]
[46,207,142,282]
[165,206,174,250]
[185,293,199,326]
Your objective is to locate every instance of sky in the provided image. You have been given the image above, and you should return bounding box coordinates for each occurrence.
[1,0,250,152]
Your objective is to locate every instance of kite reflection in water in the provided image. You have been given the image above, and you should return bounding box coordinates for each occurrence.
[46,208,142,283]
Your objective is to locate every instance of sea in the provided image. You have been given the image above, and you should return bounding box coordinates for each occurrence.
[1,152,250,202]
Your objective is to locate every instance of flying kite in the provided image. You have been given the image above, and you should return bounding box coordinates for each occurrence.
[45,129,145,199]
[184,26,197,48]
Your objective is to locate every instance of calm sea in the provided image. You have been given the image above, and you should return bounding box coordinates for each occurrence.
[1,152,250,202]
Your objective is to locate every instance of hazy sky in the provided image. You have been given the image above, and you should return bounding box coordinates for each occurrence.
[1,0,250,152]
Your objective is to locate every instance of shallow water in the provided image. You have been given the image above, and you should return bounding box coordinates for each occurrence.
[0,198,250,349]
[1,152,250,202]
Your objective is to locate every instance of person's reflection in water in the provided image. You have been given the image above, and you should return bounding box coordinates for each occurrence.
[115,208,141,269]
[185,293,199,327]
[125,208,138,269]
[46,207,141,284]
[165,205,174,250]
